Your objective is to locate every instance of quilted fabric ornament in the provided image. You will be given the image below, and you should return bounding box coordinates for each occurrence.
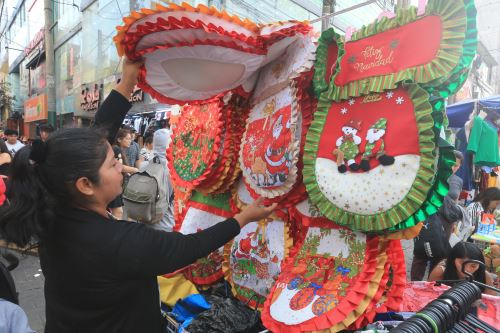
[176,191,233,286]
[261,224,388,333]
[304,83,446,231]
[224,189,292,309]
[313,0,473,101]
[240,33,315,201]
[114,2,311,105]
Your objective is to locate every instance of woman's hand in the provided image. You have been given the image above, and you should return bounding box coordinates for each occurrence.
[234,197,278,228]
[115,57,143,99]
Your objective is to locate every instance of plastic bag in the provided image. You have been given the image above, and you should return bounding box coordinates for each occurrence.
[186,295,264,333]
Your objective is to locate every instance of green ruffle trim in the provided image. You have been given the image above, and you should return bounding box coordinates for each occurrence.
[423,0,477,99]
[190,191,231,211]
[325,0,469,101]
[303,83,440,232]
[387,96,455,232]
[312,28,341,97]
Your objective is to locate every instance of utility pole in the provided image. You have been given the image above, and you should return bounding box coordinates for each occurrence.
[321,0,336,32]
[44,0,56,126]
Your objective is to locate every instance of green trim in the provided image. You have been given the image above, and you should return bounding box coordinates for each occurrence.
[423,0,477,99]
[312,28,341,97]
[303,83,440,232]
[190,191,231,211]
[388,97,455,232]
[325,0,468,101]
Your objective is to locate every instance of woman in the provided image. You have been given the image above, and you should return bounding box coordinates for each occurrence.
[0,139,12,177]
[139,135,155,167]
[108,128,139,219]
[466,187,500,235]
[428,242,496,296]
[0,59,277,333]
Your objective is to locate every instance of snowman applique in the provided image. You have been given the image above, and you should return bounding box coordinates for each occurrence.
[359,118,395,171]
[333,119,362,173]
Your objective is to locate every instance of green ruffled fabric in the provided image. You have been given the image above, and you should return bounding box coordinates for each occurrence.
[324,0,469,101]
[312,28,341,97]
[423,0,477,98]
[303,83,442,232]
[387,96,455,232]
[190,191,231,211]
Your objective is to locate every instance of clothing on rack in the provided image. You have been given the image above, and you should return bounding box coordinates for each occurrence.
[467,116,500,167]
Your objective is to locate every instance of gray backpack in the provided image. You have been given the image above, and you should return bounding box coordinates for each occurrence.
[123,156,167,224]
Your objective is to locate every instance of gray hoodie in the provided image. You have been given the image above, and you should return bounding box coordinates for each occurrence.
[141,129,174,231]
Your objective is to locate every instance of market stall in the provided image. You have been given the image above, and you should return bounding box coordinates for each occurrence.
[113,0,498,331]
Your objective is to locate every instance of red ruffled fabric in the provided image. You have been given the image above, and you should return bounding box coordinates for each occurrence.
[349,239,407,329]
[261,232,385,333]
[167,99,225,189]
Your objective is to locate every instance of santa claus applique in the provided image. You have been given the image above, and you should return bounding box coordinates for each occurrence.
[264,114,291,185]
[333,119,362,173]
[359,118,395,171]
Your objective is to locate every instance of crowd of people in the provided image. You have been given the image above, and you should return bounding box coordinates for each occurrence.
[410,150,500,295]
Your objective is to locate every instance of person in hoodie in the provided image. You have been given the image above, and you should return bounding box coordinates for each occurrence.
[139,128,175,231]
[411,173,464,281]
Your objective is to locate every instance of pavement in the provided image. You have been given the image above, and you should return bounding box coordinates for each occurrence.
[4,252,45,332]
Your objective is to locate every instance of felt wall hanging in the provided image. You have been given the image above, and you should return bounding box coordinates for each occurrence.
[312,0,472,101]
[303,83,441,232]
[176,191,233,285]
[261,225,388,333]
[114,2,311,105]
[239,34,315,200]
[168,99,227,189]
[223,212,292,309]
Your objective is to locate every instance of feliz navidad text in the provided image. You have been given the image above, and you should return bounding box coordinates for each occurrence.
[352,45,394,73]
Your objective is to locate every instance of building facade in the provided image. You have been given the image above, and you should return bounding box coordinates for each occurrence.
[0,0,395,137]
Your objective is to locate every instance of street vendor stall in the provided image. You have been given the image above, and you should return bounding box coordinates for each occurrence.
[113,0,499,331]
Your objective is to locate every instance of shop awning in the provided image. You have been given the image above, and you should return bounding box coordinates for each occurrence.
[447,95,500,128]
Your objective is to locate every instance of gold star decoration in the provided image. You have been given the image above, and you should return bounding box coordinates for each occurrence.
[344,203,350,209]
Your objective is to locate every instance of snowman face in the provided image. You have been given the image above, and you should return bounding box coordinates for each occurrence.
[273,116,284,138]
[341,126,357,136]
[366,128,385,141]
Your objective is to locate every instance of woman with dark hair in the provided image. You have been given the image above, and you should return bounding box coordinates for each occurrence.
[108,128,139,219]
[0,59,277,333]
[466,187,500,235]
[0,139,12,176]
[428,242,496,295]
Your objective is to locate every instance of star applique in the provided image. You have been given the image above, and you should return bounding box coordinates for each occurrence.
[396,96,405,105]
[402,163,407,168]
[348,98,355,106]
[386,91,394,99]
[344,203,350,209]
[340,107,348,115]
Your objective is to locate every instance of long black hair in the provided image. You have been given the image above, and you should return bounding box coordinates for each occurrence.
[443,242,486,288]
[472,187,500,212]
[0,128,109,248]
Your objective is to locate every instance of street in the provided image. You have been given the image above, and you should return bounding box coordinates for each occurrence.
[9,253,45,333]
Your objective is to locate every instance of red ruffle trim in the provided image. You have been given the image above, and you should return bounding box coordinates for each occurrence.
[349,239,406,329]
[261,235,384,333]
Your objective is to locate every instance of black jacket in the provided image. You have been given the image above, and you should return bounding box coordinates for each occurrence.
[40,90,241,332]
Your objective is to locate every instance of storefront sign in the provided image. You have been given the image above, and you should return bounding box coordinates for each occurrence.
[24,94,48,122]
[25,29,45,56]
[80,83,101,113]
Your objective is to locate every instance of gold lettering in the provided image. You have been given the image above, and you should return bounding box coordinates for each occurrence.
[352,49,394,73]
[362,94,382,103]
